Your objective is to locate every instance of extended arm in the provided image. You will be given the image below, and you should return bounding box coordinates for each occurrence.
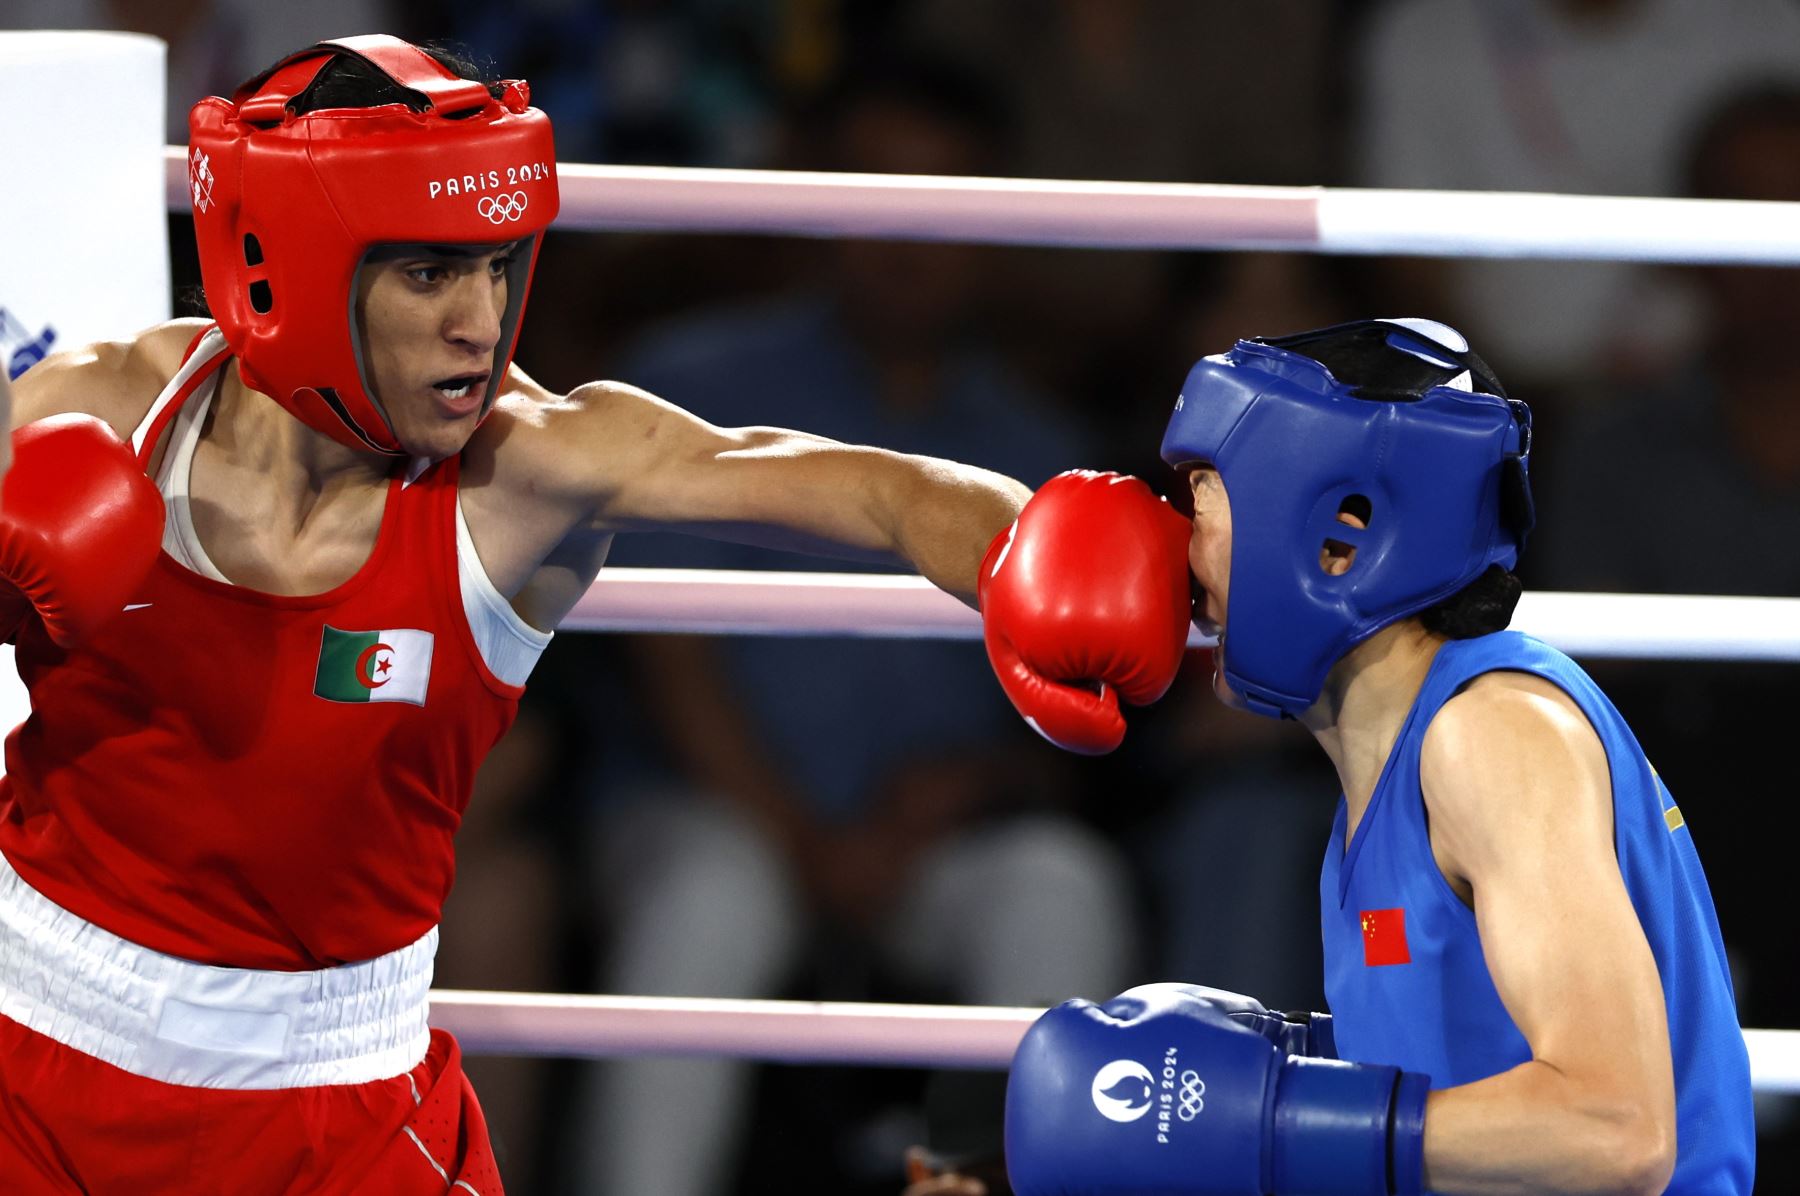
[1417,672,1676,1196]
[568,381,1029,607]
[483,379,1192,750]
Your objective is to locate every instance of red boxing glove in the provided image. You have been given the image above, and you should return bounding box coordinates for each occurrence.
[0,414,166,647]
[979,470,1193,755]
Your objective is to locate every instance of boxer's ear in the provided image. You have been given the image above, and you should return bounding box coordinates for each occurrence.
[1320,495,1369,576]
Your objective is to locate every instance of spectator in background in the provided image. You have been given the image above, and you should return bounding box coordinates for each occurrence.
[572,49,1139,1196]
[1353,0,1800,389]
[1130,253,1367,456]
[900,0,1340,429]
[901,1073,1012,1196]
[428,0,780,167]
[1540,81,1800,599]
[431,705,565,1195]
[1533,79,1800,1185]
[905,0,1332,188]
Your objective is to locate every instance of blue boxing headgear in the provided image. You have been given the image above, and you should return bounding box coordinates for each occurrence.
[1160,318,1534,719]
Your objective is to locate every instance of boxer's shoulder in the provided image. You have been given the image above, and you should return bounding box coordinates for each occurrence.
[459,378,629,606]
[1419,668,1611,889]
[1423,669,1597,776]
[13,319,210,438]
[474,375,672,500]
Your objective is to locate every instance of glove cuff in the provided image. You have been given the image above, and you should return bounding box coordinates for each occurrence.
[1389,1069,1430,1196]
[1280,1009,1337,1060]
[1270,1057,1408,1195]
[975,520,1017,612]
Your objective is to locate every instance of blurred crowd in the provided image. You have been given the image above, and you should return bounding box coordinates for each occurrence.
[8,0,1800,1192]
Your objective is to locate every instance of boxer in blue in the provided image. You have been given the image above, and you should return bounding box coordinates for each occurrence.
[980,319,1754,1194]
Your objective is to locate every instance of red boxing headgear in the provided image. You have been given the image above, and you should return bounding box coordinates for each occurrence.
[188,35,559,455]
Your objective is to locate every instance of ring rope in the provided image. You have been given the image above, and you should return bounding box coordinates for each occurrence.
[428,990,1040,1069]
[567,569,1800,663]
[426,990,1800,1094]
[164,149,1800,264]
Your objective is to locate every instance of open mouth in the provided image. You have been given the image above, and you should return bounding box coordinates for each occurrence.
[432,373,489,401]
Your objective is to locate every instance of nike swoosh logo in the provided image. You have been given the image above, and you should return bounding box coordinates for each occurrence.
[123,603,153,612]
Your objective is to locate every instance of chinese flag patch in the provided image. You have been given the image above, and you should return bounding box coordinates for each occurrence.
[1360,908,1411,966]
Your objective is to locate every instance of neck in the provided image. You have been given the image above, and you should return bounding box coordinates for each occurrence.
[1300,620,1445,814]
[212,366,396,514]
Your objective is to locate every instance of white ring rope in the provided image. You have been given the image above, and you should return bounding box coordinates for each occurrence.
[428,990,1040,1069]
[567,570,1800,664]
[427,991,1800,1094]
[164,148,1800,264]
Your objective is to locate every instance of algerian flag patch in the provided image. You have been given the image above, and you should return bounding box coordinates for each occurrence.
[313,626,434,705]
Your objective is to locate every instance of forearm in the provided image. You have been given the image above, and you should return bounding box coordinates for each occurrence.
[590,411,1029,592]
[1423,1060,1674,1196]
[876,453,1029,609]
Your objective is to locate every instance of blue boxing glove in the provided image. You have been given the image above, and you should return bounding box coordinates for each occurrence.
[1113,982,1337,1060]
[1005,987,1427,1196]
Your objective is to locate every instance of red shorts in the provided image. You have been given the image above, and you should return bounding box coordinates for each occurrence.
[0,1018,504,1195]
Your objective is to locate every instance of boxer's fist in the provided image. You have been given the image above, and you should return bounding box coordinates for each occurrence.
[0,414,165,646]
[1004,987,1427,1196]
[978,471,1191,755]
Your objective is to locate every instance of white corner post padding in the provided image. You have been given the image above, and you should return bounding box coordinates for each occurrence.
[0,31,172,766]
[2,33,171,358]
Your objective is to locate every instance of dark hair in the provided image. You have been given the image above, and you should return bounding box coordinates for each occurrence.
[1682,81,1800,199]
[274,42,504,116]
[1419,564,1521,639]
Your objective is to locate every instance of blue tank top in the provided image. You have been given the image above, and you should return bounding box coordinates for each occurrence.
[1319,631,1753,1194]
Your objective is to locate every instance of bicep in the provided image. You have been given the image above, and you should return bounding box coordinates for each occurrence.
[1467,805,1669,1084]
[1426,678,1672,1088]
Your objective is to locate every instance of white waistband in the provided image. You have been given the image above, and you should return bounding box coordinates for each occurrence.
[0,851,434,1090]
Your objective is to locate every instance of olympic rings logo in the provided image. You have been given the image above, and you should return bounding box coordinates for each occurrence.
[477,192,529,224]
[1176,1070,1206,1121]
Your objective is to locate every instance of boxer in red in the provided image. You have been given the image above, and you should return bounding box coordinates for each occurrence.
[0,36,1182,1195]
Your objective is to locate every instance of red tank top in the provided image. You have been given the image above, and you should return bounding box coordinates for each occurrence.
[0,330,523,969]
